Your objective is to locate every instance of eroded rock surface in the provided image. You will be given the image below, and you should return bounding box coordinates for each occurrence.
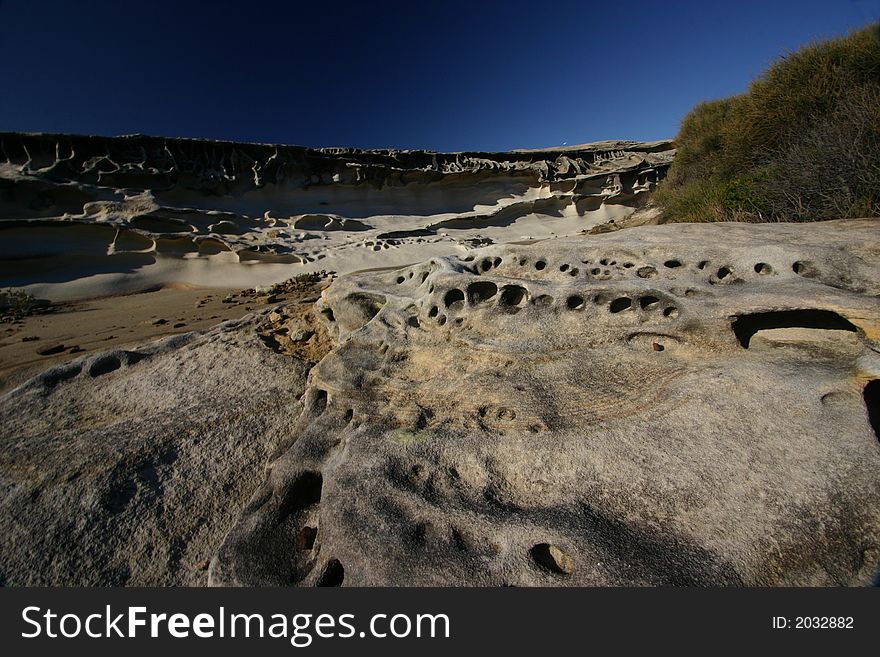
[211,218,880,586]
[0,133,673,299]
[0,314,314,585]
[2,219,879,586]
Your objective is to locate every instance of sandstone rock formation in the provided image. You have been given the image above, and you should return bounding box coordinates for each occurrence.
[0,132,672,300]
[208,218,880,586]
[2,218,878,586]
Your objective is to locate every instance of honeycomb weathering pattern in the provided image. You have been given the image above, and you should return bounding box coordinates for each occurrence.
[2,133,879,586]
[209,218,880,586]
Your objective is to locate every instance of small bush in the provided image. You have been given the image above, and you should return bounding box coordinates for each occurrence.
[657,23,880,223]
[0,289,43,321]
[292,272,324,285]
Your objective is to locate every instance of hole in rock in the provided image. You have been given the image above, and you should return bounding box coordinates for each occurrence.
[591,268,601,275]
[444,289,465,309]
[278,471,323,520]
[428,306,439,318]
[664,259,682,268]
[467,281,498,305]
[731,309,858,348]
[407,316,420,328]
[566,295,585,310]
[609,297,632,313]
[343,292,385,324]
[569,268,579,276]
[534,295,554,307]
[600,258,609,266]
[717,267,732,280]
[639,295,660,309]
[792,261,815,276]
[499,285,528,309]
[559,264,569,272]
[697,260,709,270]
[320,308,335,322]
[623,262,634,268]
[636,266,656,279]
[88,354,121,378]
[296,526,317,550]
[663,307,679,318]
[519,258,528,266]
[396,276,405,284]
[312,389,328,414]
[529,543,571,575]
[535,260,547,271]
[438,315,447,326]
[344,409,354,423]
[481,259,492,272]
[754,263,773,275]
[493,257,502,267]
[317,559,345,587]
[652,342,665,351]
[864,380,880,441]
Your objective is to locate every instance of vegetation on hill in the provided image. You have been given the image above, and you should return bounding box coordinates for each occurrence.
[655,23,880,223]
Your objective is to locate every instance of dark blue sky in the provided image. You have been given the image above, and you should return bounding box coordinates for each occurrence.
[1,0,878,151]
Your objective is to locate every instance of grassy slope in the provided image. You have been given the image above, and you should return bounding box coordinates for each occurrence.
[655,23,880,223]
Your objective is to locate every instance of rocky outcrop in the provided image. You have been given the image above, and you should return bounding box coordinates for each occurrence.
[3,218,878,586]
[206,218,880,586]
[0,132,673,192]
[0,310,319,585]
[0,132,673,299]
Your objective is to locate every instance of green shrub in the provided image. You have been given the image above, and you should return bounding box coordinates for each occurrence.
[665,97,737,185]
[657,23,880,223]
[654,177,726,223]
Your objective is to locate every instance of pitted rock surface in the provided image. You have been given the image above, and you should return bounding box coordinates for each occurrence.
[208,218,880,586]
[1,218,878,585]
